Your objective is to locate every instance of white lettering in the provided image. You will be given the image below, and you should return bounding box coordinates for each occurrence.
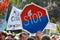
[32,13,38,23]
[38,11,42,22]
[24,11,42,26]
[24,16,29,26]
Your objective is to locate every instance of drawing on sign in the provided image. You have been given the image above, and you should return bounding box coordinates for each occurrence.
[28,10,32,16]
[11,10,20,22]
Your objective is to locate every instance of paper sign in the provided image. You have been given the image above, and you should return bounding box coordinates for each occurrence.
[7,6,22,30]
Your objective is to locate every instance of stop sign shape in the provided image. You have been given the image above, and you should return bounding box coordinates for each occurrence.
[21,3,49,33]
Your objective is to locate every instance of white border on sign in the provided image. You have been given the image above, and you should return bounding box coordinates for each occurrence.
[21,3,50,34]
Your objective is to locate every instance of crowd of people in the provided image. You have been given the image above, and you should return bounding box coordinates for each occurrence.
[0,31,60,40]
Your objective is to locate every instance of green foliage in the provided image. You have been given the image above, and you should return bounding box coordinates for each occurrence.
[0,15,3,19]
[10,0,17,6]
[57,26,60,33]
[49,8,60,23]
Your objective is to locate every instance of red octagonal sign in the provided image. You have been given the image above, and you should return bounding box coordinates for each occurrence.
[21,3,49,33]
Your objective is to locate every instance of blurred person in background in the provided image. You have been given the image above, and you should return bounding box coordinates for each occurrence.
[27,38,34,40]
[14,34,20,40]
[41,35,51,40]
[6,33,13,40]
[55,35,59,40]
[11,35,16,40]
[31,36,36,40]
[0,32,3,40]
[35,31,43,40]
[13,34,21,40]
[51,36,56,40]
[19,32,29,40]
[57,36,60,40]
[1,32,7,40]
[51,35,59,40]
[0,32,7,40]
